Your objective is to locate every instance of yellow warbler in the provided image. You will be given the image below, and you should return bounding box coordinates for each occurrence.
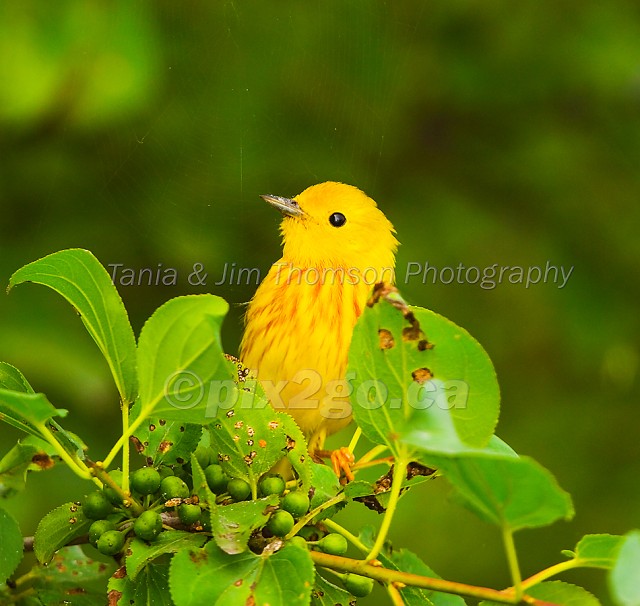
[240,181,398,453]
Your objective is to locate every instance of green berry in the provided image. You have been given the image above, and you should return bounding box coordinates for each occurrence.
[160,476,190,500]
[289,535,308,550]
[193,445,212,469]
[343,573,374,598]
[133,510,163,541]
[103,470,124,506]
[266,510,295,537]
[319,533,348,556]
[259,474,286,497]
[97,530,125,556]
[83,491,114,520]
[281,491,310,518]
[204,464,228,494]
[131,467,162,496]
[88,519,116,547]
[227,478,251,502]
[178,504,202,525]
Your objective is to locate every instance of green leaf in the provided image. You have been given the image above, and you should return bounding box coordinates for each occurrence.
[481,581,601,606]
[169,540,314,606]
[126,531,208,581]
[0,361,35,393]
[0,507,23,583]
[528,581,601,606]
[309,463,344,521]
[190,453,217,512]
[136,295,232,424]
[570,534,625,569]
[280,412,312,491]
[34,501,92,564]
[211,496,279,555]
[609,530,640,606]
[0,388,67,437]
[397,387,472,456]
[109,561,172,606]
[0,437,57,498]
[132,412,202,466]
[348,291,499,456]
[8,249,138,404]
[485,434,518,456]
[432,452,574,531]
[30,545,115,605]
[0,365,85,459]
[311,574,354,606]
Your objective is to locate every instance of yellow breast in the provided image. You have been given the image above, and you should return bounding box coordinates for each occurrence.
[240,263,370,438]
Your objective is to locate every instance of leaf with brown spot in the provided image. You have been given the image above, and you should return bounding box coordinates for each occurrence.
[169,541,314,606]
[418,339,433,351]
[349,287,500,454]
[130,435,145,454]
[207,357,311,490]
[401,312,425,343]
[27,545,116,604]
[311,572,355,606]
[0,438,62,499]
[406,461,437,479]
[130,406,202,467]
[211,496,278,555]
[411,368,433,384]
[31,452,55,469]
[34,504,93,564]
[126,531,208,581]
[353,494,386,514]
[378,328,395,350]
[109,561,172,606]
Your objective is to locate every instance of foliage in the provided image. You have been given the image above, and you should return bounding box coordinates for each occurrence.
[0,249,638,605]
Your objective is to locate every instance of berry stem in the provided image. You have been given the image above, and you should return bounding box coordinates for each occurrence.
[285,493,346,540]
[502,526,523,601]
[519,559,579,590]
[37,422,95,482]
[322,519,368,554]
[309,551,522,604]
[347,427,362,453]
[387,582,405,606]
[121,399,131,494]
[365,455,408,562]
[88,460,144,516]
[356,444,389,466]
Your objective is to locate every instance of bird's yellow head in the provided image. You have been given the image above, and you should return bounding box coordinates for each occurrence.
[261,182,398,277]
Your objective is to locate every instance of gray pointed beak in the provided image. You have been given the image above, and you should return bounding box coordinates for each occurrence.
[260,194,305,218]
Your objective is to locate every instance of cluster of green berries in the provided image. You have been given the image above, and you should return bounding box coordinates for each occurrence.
[83,465,200,556]
[253,475,373,597]
[82,452,373,597]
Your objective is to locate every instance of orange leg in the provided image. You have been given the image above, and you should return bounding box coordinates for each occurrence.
[330,447,355,483]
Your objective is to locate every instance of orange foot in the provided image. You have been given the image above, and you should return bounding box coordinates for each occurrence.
[330,447,355,483]
[313,447,356,483]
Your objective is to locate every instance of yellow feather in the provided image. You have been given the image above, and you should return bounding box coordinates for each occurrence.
[240,182,398,448]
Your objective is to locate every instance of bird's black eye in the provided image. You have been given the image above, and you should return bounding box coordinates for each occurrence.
[329,212,346,227]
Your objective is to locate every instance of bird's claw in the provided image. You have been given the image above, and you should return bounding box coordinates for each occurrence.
[331,447,356,484]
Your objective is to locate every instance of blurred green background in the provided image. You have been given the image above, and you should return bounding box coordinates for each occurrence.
[1,1,639,603]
